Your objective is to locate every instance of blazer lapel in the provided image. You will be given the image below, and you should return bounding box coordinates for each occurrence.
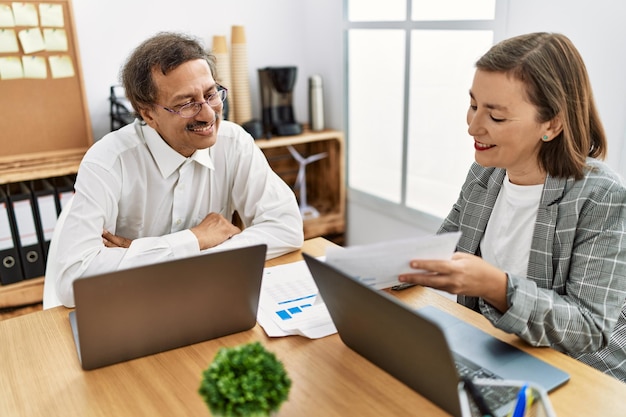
[457,168,506,256]
[528,175,568,284]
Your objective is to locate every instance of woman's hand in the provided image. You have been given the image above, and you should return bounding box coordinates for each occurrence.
[398,252,509,312]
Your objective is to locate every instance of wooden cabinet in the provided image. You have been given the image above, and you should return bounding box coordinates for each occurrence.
[0,0,90,312]
[255,129,346,243]
[0,162,81,311]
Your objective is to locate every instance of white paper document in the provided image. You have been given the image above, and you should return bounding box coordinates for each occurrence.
[257,259,337,339]
[325,232,462,290]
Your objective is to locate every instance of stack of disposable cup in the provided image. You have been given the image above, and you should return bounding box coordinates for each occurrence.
[230,25,252,125]
[212,35,234,122]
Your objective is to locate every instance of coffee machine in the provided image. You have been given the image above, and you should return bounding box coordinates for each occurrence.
[258,66,302,137]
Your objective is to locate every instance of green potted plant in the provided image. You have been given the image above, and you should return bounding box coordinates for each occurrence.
[198,341,292,417]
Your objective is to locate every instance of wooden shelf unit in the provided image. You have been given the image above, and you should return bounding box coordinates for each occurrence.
[0,156,83,310]
[0,151,82,301]
[0,0,91,311]
[0,149,85,186]
[255,129,346,242]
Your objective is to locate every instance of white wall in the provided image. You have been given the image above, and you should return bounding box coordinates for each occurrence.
[503,0,626,173]
[71,0,344,141]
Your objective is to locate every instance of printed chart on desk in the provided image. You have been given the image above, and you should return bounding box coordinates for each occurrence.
[258,259,337,339]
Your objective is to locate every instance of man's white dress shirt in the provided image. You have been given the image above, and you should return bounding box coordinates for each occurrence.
[48,120,303,307]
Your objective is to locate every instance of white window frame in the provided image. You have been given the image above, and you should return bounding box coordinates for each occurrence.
[344,1,509,232]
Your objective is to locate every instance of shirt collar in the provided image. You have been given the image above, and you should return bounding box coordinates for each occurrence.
[141,124,215,178]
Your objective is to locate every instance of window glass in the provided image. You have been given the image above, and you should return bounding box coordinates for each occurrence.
[346,1,498,224]
[348,29,406,203]
[406,30,493,217]
[348,0,406,22]
[412,0,495,21]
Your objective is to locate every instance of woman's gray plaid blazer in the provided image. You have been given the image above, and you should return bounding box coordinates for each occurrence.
[439,159,626,381]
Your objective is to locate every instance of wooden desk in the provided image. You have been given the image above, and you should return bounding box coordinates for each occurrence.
[1,237,625,416]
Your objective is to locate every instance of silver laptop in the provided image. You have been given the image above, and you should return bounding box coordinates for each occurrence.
[302,253,569,417]
[69,244,267,370]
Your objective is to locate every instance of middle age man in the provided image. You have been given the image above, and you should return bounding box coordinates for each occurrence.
[46,32,304,308]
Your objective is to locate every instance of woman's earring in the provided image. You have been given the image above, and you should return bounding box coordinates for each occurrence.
[541,135,549,142]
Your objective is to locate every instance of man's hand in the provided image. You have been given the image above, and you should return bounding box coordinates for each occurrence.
[191,212,242,250]
[102,230,132,248]
[101,212,241,251]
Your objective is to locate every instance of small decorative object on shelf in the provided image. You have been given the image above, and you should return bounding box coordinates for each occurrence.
[286,144,328,220]
[198,341,292,417]
[253,129,345,241]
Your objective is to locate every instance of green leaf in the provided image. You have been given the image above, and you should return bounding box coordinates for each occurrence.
[198,342,291,417]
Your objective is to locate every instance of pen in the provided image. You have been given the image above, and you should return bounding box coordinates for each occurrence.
[510,383,533,417]
[391,282,416,291]
[462,376,495,417]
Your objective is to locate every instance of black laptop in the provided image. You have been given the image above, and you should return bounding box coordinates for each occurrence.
[302,253,569,417]
[70,244,267,370]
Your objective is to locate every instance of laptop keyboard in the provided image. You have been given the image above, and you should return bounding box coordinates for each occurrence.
[454,353,520,417]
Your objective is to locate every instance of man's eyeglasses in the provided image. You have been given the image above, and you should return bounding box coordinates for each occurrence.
[156,87,228,118]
